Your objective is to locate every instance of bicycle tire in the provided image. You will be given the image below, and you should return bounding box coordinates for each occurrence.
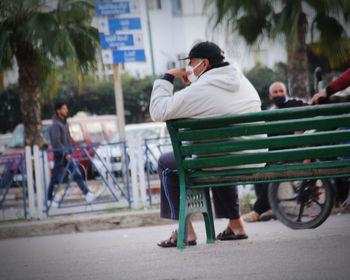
[268,179,334,229]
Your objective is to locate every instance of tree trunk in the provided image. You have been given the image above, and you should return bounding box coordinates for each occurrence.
[16,50,45,148]
[287,11,310,99]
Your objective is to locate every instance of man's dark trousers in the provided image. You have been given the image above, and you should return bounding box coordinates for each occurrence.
[47,155,88,201]
[253,183,270,215]
[158,152,241,220]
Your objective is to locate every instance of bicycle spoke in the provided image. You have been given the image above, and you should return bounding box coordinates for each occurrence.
[311,198,324,209]
[291,182,300,193]
[297,201,306,222]
[278,196,297,202]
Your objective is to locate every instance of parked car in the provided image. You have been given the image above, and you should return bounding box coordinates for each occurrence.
[0,133,12,155]
[1,114,118,180]
[93,122,172,177]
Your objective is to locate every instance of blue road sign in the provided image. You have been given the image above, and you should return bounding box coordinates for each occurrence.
[96,1,130,16]
[103,49,146,63]
[114,49,145,63]
[99,33,143,48]
[108,17,141,32]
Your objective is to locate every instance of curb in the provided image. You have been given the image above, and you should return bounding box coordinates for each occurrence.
[0,209,175,239]
[1,207,348,240]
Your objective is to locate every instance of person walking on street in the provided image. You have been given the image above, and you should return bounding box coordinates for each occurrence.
[47,102,99,207]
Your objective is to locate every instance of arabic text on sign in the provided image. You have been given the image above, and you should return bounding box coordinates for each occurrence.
[96,1,130,16]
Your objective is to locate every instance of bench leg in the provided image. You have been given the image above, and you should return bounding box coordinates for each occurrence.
[177,192,187,249]
[177,188,216,248]
[203,188,215,244]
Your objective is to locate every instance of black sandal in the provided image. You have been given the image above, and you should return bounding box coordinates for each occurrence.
[217,226,248,241]
[157,230,197,248]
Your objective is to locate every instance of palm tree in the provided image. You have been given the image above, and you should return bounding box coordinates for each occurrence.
[0,0,99,147]
[207,0,350,99]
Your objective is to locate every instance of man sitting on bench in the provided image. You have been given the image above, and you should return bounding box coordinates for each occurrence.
[149,41,265,247]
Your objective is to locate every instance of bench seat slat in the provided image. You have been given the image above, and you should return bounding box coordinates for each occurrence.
[188,172,350,188]
[187,159,350,178]
[180,130,350,155]
[177,114,350,141]
[187,167,350,187]
[182,144,350,169]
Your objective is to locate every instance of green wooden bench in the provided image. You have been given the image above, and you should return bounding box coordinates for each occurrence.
[166,103,350,248]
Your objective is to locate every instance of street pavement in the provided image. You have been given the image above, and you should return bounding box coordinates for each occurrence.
[0,212,349,280]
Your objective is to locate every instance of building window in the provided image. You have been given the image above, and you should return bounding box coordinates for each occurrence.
[172,0,182,16]
[148,0,162,10]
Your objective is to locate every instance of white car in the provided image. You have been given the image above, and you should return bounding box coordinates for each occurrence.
[93,122,172,177]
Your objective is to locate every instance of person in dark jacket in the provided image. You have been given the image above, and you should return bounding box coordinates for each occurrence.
[243,82,309,222]
[269,81,309,109]
[47,102,98,207]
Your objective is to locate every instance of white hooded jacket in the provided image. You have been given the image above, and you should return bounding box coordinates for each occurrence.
[150,64,261,121]
[150,64,266,169]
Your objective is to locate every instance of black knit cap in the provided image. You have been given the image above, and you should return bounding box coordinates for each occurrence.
[181,41,225,63]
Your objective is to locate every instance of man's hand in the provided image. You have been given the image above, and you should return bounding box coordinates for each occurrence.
[167,68,191,85]
[65,154,71,161]
[311,91,327,104]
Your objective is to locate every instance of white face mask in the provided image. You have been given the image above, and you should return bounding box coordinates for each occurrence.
[186,59,204,83]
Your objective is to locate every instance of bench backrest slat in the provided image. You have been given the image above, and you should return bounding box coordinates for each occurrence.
[177,114,350,141]
[171,103,350,129]
[182,144,350,169]
[181,130,350,155]
[188,159,350,179]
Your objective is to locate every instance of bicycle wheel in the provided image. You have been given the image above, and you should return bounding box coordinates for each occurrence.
[268,179,334,229]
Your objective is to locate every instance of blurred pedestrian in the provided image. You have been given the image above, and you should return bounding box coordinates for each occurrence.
[47,102,99,207]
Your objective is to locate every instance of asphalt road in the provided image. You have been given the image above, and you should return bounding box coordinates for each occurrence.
[1,213,349,280]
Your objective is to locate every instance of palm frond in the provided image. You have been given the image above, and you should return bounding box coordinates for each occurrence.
[206,0,274,46]
[272,2,301,40]
[312,13,350,67]
[4,0,99,80]
[304,0,350,15]
[67,25,99,72]
[237,15,270,45]
[0,26,15,73]
[56,0,99,72]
